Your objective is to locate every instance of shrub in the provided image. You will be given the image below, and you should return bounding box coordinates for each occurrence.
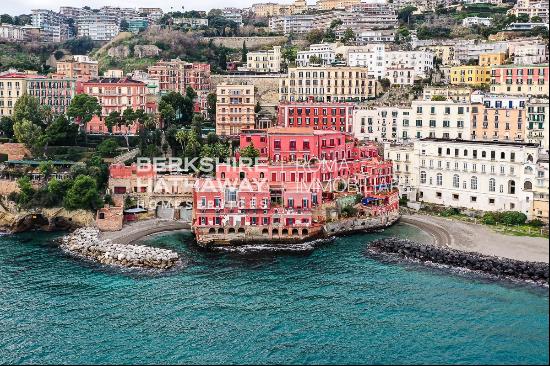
[500,211,527,226]
[441,207,460,217]
[527,219,544,228]
[482,212,497,225]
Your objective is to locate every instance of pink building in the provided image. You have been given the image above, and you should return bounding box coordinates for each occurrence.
[82,77,153,135]
[194,127,397,244]
[490,64,549,96]
[277,101,355,133]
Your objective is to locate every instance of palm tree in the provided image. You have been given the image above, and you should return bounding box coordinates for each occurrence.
[175,130,187,154]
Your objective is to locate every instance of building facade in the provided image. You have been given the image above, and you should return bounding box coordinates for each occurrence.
[246,46,282,73]
[277,101,355,133]
[56,55,99,81]
[216,83,256,136]
[490,64,549,96]
[26,75,77,115]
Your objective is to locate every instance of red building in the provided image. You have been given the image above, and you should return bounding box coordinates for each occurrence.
[193,127,397,244]
[277,101,355,133]
[490,64,549,96]
[82,77,150,135]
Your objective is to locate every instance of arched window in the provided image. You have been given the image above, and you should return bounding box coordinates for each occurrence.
[527,154,533,162]
[524,181,532,190]
[508,180,515,194]
[470,176,478,190]
[436,173,443,186]
[259,172,265,179]
[221,172,225,179]
[420,171,427,184]
[489,178,495,192]
[453,174,460,188]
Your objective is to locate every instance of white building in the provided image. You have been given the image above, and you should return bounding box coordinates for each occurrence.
[508,0,549,24]
[354,106,412,142]
[172,17,208,28]
[399,100,472,141]
[383,142,417,199]
[526,98,549,150]
[462,16,493,27]
[404,138,540,217]
[76,12,119,41]
[347,47,433,79]
[296,43,336,67]
[513,43,549,65]
[355,29,395,43]
[0,24,26,41]
[31,9,70,42]
[222,8,244,26]
[246,46,282,73]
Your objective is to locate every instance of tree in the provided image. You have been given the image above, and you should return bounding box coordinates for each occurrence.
[309,55,323,65]
[44,114,78,146]
[240,143,260,166]
[330,19,343,29]
[160,91,194,125]
[398,6,417,25]
[96,138,119,158]
[159,100,176,127]
[206,93,217,121]
[175,130,187,153]
[183,130,201,158]
[306,28,325,44]
[185,86,197,101]
[13,119,44,156]
[517,13,530,23]
[531,16,543,23]
[191,114,204,137]
[241,40,248,63]
[218,47,228,70]
[63,175,102,211]
[67,94,101,146]
[13,94,44,126]
[342,28,355,45]
[62,36,95,55]
[0,116,14,138]
[255,101,261,114]
[38,160,55,179]
[16,176,35,205]
[120,19,129,31]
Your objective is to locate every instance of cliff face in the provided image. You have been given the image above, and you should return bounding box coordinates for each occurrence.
[0,206,95,233]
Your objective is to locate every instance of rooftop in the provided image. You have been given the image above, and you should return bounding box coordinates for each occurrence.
[420,138,539,147]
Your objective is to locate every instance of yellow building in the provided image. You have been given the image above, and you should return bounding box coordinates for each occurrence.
[252,0,307,17]
[0,72,33,117]
[450,66,491,86]
[478,52,507,66]
[316,0,361,10]
[216,83,256,136]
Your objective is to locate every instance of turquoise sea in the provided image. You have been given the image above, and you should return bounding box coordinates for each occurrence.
[0,223,548,364]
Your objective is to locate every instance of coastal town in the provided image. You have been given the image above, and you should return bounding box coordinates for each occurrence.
[0,0,548,263]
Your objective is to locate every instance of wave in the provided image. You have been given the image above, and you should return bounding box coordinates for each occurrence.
[211,237,336,254]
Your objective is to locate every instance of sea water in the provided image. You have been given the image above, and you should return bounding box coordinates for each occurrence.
[0,223,547,364]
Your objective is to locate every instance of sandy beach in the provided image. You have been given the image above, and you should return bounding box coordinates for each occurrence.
[401,214,549,263]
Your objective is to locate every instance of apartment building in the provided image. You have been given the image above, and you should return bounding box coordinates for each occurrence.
[296,44,336,67]
[26,75,76,115]
[462,16,492,27]
[508,0,549,23]
[316,0,361,10]
[172,17,209,28]
[221,8,243,26]
[277,101,355,133]
[354,107,412,142]
[31,9,70,42]
[490,64,549,96]
[216,83,256,136]
[526,98,549,150]
[251,0,308,17]
[453,41,508,64]
[0,24,26,41]
[347,47,433,80]
[56,55,99,81]
[411,139,540,217]
[513,43,548,65]
[422,86,472,102]
[383,142,416,199]
[478,53,507,67]
[82,77,147,117]
[279,66,376,102]
[247,46,282,73]
[0,73,31,117]
[269,14,316,34]
[531,154,549,222]
[450,66,491,86]
[76,12,119,41]
[400,100,472,141]
[470,102,526,143]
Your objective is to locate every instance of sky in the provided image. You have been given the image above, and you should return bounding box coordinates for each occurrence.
[3,0,297,16]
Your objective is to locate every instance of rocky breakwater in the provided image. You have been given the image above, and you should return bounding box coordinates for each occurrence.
[61,227,180,270]
[367,237,549,285]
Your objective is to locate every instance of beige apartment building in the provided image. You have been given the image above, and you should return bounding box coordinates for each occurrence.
[0,72,33,117]
[216,83,256,136]
[470,103,525,142]
[279,66,376,102]
[56,55,99,81]
[316,0,361,10]
[251,0,307,17]
[247,46,282,73]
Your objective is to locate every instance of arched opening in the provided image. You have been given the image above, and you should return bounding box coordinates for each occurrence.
[292,228,299,236]
[217,228,224,234]
[262,228,269,235]
[524,181,532,190]
[527,154,533,162]
[228,228,235,234]
[99,212,105,219]
[282,228,288,235]
[302,229,308,236]
[272,228,279,236]
[208,228,216,234]
[238,228,245,233]
[508,180,516,194]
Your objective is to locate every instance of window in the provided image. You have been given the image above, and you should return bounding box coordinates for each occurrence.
[453,174,460,188]
[471,196,477,202]
[508,180,515,194]
[452,194,459,200]
[436,173,442,186]
[436,192,442,198]
[489,198,495,204]
[489,178,495,192]
[420,171,427,184]
[470,176,478,190]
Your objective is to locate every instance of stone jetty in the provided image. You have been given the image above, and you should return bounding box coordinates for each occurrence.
[61,227,179,269]
[367,237,549,285]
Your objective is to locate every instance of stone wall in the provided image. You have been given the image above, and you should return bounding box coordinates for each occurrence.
[324,211,400,236]
[134,45,160,58]
[211,74,283,107]
[367,237,549,284]
[0,143,30,160]
[206,36,287,49]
